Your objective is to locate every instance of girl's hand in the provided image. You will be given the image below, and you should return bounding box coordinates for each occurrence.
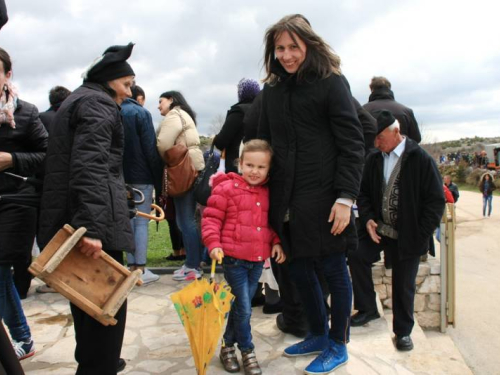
[210,247,224,262]
[272,244,286,264]
[328,202,351,236]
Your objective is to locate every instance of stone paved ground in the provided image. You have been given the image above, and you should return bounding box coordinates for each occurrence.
[18,275,471,375]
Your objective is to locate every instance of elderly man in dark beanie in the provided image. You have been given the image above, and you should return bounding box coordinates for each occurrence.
[39,43,136,374]
[348,110,444,351]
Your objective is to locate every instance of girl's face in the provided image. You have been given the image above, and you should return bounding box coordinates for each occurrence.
[239,151,271,186]
[158,97,173,116]
[485,174,491,181]
[0,60,12,88]
[274,31,307,74]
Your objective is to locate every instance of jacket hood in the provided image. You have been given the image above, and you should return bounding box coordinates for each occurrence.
[369,88,395,102]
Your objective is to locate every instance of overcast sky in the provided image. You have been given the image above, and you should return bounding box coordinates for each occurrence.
[1,0,498,143]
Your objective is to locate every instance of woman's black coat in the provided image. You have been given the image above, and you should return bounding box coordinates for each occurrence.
[214,101,252,173]
[0,100,48,264]
[357,138,445,259]
[38,83,134,253]
[258,68,365,259]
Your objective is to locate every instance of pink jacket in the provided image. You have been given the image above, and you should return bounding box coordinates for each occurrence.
[202,172,280,262]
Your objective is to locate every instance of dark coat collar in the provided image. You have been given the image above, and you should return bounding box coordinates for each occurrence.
[369,88,395,102]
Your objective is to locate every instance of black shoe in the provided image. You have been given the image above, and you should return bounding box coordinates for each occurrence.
[164,254,186,261]
[395,335,414,351]
[350,310,381,327]
[263,301,283,314]
[276,313,307,338]
[117,358,126,372]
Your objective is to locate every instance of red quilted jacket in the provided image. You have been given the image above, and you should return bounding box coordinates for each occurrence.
[202,172,280,262]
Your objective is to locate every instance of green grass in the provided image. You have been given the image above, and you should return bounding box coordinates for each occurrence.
[144,221,184,267]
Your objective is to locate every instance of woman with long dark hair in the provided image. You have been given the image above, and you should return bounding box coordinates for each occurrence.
[157,91,205,281]
[258,15,364,374]
[0,47,48,360]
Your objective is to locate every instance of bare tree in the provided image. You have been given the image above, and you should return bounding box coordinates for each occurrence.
[209,114,225,136]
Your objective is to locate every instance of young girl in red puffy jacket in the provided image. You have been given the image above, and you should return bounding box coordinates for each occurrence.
[202,139,285,375]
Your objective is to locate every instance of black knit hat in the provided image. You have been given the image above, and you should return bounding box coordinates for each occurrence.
[83,43,135,83]
[376,110,396,135]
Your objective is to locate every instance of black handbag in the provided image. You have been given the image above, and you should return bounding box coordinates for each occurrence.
[193,141,220,206]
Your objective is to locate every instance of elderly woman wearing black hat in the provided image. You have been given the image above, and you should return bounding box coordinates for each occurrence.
[39,43,136,374]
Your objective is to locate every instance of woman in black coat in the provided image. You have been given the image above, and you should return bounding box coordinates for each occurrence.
[214,78,260,173]
[258,15,364,373]
[39,43,135,374]
[0,47,48,360]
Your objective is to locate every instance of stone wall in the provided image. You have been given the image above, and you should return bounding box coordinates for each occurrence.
[372,257,441,329]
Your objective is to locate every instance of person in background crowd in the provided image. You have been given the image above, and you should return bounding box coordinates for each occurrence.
[0,47,47,360]
[157,91,205,281]
[363,76,421,143]
[350,110,444,352]
[132,85,146,106]
[443,175,459,203]
[39,43,136,374]
[258,14,364,374]
[214,78,260,173]
[39,86,72,134]
[479,172,496,218]
[122,84,163,284]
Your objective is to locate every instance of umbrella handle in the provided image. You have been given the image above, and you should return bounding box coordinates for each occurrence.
[210,256,223,281]
[135,204,165,221]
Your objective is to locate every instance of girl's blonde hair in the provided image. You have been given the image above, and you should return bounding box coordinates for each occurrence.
[240,139,273,162]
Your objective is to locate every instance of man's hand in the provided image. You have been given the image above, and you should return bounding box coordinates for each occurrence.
[272,244,286,264]
[76,236,103,259]
[210,247,224,262]
[328,202,351,235]
[0,152,13,172]
[366,219,381,244]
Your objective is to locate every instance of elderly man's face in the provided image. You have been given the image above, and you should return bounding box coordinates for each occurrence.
[375,127,400,153]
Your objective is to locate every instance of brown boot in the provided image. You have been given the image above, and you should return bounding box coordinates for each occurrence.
[242,350,262,375]
[219,346,240,373]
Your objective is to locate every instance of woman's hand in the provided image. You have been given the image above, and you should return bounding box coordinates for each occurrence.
[210,247,224,262]
[366,219,381,244]
[272,244,286,264]
[76,236,102,259]
[0,152,13,172]
[328,202,351,235]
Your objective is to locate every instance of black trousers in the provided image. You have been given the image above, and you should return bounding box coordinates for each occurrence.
[71,251,127,375]
[348,236,420,336]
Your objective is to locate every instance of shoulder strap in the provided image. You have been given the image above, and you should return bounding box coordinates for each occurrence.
[173,108,188,146]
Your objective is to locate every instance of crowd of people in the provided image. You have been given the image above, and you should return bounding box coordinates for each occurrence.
[0,10,463,375]
[439,151,490,168]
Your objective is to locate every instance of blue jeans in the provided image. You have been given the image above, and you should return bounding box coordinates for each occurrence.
[0,265,31,342]
[173,189,203,269]
[222,257,264,351]
[483,195,493,216]
[127,184,154,266]
[289,252,352,343]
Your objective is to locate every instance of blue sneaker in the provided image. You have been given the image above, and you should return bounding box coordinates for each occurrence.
[304,340,348,374]
[284,334,328,357]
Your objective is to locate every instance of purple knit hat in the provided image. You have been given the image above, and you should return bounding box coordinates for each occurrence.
[237,78,260,102]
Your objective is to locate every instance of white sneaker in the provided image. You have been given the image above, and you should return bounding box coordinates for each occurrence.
[173,265,187,275]
[172,267,202,281]
[141,269,160,285]
[12,339,35,360]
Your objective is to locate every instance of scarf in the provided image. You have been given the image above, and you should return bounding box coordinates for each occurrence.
[0,81,18,129]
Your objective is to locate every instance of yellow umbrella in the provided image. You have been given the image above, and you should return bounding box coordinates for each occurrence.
[171,259,234,374]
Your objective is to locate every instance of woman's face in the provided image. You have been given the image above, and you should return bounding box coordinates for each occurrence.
[274,31,307,74]
[108,75,134,105]
[158,97,173,116]
[0,60,12,88]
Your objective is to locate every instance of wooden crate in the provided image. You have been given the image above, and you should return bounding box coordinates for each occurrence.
[29,224,143,326]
